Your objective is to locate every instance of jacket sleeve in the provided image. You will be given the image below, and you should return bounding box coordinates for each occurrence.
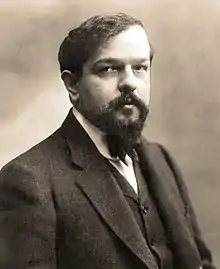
[159,144,216,269]
[0,161,57,269]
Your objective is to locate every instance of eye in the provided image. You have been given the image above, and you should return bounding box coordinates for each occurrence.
[133,64,148,72]
[99,65,119,74]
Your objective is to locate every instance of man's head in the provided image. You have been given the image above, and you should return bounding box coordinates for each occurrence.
[58,13,153,156]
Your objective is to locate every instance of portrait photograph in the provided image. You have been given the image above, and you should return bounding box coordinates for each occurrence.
[0,1,219,268]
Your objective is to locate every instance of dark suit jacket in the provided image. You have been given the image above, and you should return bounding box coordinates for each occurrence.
[0,111,214,269]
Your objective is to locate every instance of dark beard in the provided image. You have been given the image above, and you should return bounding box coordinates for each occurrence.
[81,92,149,159]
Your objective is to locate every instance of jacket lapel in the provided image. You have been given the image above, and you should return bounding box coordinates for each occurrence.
[60,110,158,269]
[136,139,202,269]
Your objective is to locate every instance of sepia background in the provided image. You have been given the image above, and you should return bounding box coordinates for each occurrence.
[0,0,219,266]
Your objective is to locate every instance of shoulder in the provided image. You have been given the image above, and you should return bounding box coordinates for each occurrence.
[1,128,66,171]
[0,134,61,208]
[0,129,71,195]
[139,138,185,185]
[142,139,190,199]
[141,138,179,168]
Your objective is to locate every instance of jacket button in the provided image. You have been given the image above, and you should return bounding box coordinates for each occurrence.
[141,205,148,214]
[150,238,155,246]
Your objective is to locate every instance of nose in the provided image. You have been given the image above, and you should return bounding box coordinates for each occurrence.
[118,66,137,93]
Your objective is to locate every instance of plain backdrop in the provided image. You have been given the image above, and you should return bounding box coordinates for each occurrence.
[0,0,219,266]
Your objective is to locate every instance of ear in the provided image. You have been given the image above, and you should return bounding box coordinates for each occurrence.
[61,70,80,104]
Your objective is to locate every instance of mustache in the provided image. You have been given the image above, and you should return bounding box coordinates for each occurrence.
[107,92,149,114]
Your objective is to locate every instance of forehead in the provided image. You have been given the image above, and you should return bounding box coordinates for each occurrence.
[88,26,151,64]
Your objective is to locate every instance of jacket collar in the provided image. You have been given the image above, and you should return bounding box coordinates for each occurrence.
[60,109,99,169]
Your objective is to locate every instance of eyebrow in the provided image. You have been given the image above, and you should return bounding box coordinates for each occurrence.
[92,57,150,66]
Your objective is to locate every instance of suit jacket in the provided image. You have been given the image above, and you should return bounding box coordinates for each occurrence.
[0,110,214,269]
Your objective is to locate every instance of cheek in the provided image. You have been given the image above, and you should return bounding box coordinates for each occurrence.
[80,80,117,109]
[135,72,151,103]
[136,83,151,106]
[79,78,118,108]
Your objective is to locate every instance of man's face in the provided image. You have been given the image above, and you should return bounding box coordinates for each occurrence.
[75,25,151,136]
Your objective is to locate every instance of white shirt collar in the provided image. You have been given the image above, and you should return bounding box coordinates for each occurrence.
[72,106,116,161]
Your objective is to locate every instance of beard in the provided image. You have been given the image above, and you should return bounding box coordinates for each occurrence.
[80,92,149,159]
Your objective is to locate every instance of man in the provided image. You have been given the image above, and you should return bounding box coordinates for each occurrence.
[0,13,215,269]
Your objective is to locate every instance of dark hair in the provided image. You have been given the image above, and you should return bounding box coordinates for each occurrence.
[58,13,153,77]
